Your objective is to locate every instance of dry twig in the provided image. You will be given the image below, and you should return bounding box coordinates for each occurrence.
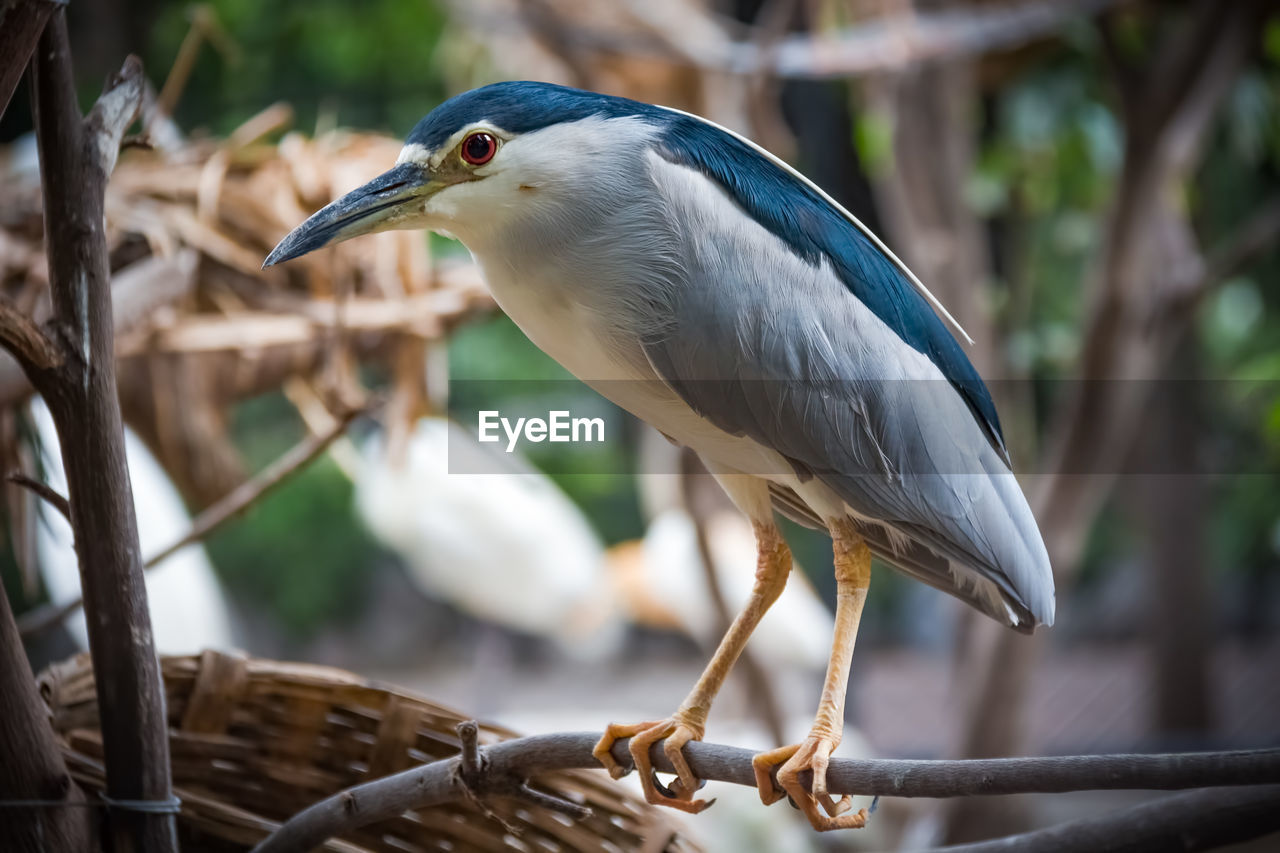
[7,471,69,522]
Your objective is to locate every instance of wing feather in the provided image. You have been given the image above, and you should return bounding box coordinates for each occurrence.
[641,158,1054,628]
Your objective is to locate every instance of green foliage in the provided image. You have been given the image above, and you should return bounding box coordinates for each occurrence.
[147,0,450,135]
[852,112,894,177]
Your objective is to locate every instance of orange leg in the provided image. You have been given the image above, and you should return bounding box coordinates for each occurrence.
[752,519,871,831]
[593,520,792,813]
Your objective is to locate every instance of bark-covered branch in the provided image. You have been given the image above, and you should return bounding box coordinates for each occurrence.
[462,0,1119,79]
[7,470,70,521]
[0,0,63,116]
[0,296,63,372]
[0,540,92,852]
[251,730,1280,853]
[753,0,1118,79]
[1166,195,1280,320]
[934,784,1280,853]
[28,13,178,852]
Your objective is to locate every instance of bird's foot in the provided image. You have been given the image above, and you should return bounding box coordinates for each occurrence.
[592,716,713,814]
[752,734,868,831]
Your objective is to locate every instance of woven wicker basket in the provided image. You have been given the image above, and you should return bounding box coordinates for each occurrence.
[38,650,701,853]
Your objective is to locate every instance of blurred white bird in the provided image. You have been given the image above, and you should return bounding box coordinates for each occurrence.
[609,508,835,673]
[615,427,836,672]
[30,398,236,655]
[353,416,624,659]
[352,415,834,671]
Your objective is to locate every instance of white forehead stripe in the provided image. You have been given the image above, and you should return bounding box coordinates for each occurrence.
[397,123,514,169]
[397,142,432,166]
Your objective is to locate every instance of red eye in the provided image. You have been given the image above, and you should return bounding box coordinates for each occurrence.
[461,132,497,165]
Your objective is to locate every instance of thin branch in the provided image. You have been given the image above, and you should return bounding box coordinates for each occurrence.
[931,785,1280,853]
[250,733,1280,853]
[1096,9,1139,119]
[458,0,1118,79]
[1190,196,1280,300]
[17,402,367,639]
[7,471,69,522]
[1141,195,1280,334]
[453,720,590,828]
[757,0,1119,79]
[144,402,365,566]
[0,297,62,372]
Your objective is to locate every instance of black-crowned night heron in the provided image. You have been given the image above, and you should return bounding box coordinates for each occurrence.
[265,81,1054,831]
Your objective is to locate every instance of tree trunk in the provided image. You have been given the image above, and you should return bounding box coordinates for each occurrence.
[0,585,95,852]
[29,14,178,851]
[1138,347,1213,741]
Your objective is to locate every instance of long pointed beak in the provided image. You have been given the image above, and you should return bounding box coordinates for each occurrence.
[263,162,436,268]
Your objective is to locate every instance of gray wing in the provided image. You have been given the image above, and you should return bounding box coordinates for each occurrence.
[639,197,1054,630]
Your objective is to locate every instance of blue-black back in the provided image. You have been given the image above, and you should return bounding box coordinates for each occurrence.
[409,82,1006,459]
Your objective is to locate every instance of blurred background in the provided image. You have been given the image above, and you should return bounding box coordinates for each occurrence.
[2,0,1279,849]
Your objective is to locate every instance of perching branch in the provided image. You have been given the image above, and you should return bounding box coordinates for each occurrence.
[17,402,367,639]
[933,785,1280,853]
[250,731,1280,853]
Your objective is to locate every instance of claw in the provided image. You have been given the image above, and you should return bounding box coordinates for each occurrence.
[752,735,869,832]
[593,717,713,815]
[650,769,677,799]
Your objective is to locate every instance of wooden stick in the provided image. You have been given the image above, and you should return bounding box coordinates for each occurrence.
[0,0,62,117]
[934,785,1280,853]
[7,471,69,522]
[29,17,178,851]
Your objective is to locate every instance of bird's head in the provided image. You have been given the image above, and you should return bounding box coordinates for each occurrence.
[264,81,654,267]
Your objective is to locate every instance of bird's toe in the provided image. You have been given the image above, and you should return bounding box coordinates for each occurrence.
[598,717,713,814]
[593,720,661,779]
[761,735,869,831]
